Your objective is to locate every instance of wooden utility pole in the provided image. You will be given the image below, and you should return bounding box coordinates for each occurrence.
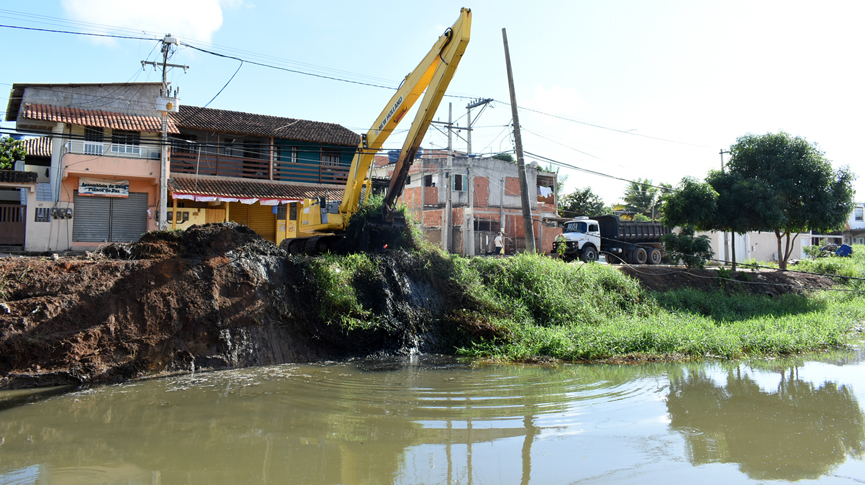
[502,28,535,253]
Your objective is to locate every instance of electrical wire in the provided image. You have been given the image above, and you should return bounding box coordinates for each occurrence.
[0,23,154,41]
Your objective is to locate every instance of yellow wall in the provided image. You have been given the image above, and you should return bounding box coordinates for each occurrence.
[169,208,208,230]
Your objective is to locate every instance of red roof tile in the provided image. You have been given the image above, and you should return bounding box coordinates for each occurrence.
[169,175,344,201]
[20,103,179,134]
[171,105,360,147]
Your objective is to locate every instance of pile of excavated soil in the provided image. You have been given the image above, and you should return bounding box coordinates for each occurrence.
[619,265,838,296]
[0,224,487,390]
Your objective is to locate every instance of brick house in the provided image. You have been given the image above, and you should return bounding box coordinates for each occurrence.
[371,150,561,256]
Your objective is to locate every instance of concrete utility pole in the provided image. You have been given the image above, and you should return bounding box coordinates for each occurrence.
[720,148,733,269]
[444,103,453,252]
[143,34,187,231]
[502,28,535,253]
[465,98,493,155]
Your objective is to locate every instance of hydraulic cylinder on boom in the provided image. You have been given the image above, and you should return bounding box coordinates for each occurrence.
[282,8,472,255]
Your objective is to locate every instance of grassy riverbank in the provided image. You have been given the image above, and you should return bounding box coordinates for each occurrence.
[457,252,865,361]
[311,246,864,362]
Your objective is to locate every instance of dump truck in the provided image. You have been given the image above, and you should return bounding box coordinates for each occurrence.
[553,215,671,264]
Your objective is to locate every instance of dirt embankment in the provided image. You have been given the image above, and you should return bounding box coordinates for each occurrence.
[0,224,837,390]
[618,265,838,296]
[0,224,486,390]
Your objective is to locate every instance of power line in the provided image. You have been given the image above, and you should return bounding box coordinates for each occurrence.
[524,150,670,191]
[182,42,400,92]
[494,98,712,148]
[0,23,153,41]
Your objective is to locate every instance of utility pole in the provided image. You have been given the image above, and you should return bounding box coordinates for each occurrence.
[502,28,535,253]
[143,34,187,231]
[444,103,453,252]
[720,148,733,269]
[465,98,493,155]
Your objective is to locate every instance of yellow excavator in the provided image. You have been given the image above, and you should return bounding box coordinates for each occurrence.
[281,8,471,254]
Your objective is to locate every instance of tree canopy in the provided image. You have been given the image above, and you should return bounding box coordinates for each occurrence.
[662,132,855,270]
[558,186,606,218]
[623,178,669,219]
[728,132,854,269]
[0,136,26,170]
[491,152,515,163]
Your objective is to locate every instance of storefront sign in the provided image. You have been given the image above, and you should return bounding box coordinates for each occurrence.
[79,178,130,197]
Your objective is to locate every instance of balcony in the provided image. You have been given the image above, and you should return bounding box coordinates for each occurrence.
[68,140,162,160]
[171,152,349,185]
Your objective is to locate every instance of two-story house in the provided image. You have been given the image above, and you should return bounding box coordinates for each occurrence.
[165,105,359,246]
[5,82,360,251]
[844,202,865,246]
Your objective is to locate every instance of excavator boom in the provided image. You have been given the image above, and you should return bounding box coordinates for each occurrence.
[284,9,471,254]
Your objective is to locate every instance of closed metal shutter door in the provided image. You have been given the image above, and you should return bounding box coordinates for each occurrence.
[228,202,249,226]
[248,204,276,242]
[110,193,148,242]
[72,192,111,242]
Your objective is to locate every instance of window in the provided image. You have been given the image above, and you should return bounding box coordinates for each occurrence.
[855,207,864,222]
[111,130,140,155]
[321,150,341,167]
[291,147,298,163]
[224,138,236,157]
[244,141,261,159]
[424,174,434,187]
[84,127,104,155]
[171,134,197,155]
[453,174,463,191]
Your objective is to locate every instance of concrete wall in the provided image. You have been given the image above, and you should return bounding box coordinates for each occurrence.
[701,230,808,265]
[25,191,73,253]
[21,84,164,117]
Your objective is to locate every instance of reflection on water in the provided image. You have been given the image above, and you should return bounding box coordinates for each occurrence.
[0,349,864,484]
[668,358,865,481]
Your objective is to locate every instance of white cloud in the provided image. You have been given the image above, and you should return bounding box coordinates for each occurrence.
[62,0,238,44]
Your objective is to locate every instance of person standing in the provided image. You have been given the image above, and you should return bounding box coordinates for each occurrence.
[494,231,504,258]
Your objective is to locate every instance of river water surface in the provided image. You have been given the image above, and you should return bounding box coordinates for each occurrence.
[2,346,864,484]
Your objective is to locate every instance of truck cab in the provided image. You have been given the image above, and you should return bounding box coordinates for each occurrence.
[553,217,601,262]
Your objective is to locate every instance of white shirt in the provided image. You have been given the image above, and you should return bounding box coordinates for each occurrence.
[494,235,503,247]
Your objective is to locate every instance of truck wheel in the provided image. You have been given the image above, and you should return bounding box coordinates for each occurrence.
[649,248,662,265]
[633,247,648,264]
[581,246,598,263]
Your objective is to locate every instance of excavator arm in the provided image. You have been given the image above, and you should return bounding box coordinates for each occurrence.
[288,8,471,251]
[343,8,472,214]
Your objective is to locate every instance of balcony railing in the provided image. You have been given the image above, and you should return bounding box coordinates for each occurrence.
[171,152,349,185]
[67,140,162,160]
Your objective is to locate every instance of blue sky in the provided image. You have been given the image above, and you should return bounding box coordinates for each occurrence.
[2,0,863,204]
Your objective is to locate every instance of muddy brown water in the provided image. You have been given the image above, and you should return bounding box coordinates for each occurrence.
[1,348,864,484]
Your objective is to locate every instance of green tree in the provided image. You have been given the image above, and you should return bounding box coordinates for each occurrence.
[0,136,26,170]
[661,177,718,230]
[492,152,515,163]
[623,179,668,219]
[726,132,855,269]
[558,186,606,218]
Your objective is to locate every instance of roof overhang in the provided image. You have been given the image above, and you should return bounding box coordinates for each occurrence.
[169,174,345,204]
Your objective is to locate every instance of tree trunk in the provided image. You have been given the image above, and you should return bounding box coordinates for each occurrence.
[731,234,737,272]
[775,229,785,270]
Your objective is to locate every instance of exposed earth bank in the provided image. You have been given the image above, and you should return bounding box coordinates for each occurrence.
[0,224,837,390]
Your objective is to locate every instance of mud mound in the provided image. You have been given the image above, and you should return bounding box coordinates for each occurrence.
[101,223,283,260]
[336,202,423,254]
[619,266,837,296]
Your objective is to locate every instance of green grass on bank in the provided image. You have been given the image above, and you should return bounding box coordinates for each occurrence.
[454,253,865,361]
[303,233,865,361]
